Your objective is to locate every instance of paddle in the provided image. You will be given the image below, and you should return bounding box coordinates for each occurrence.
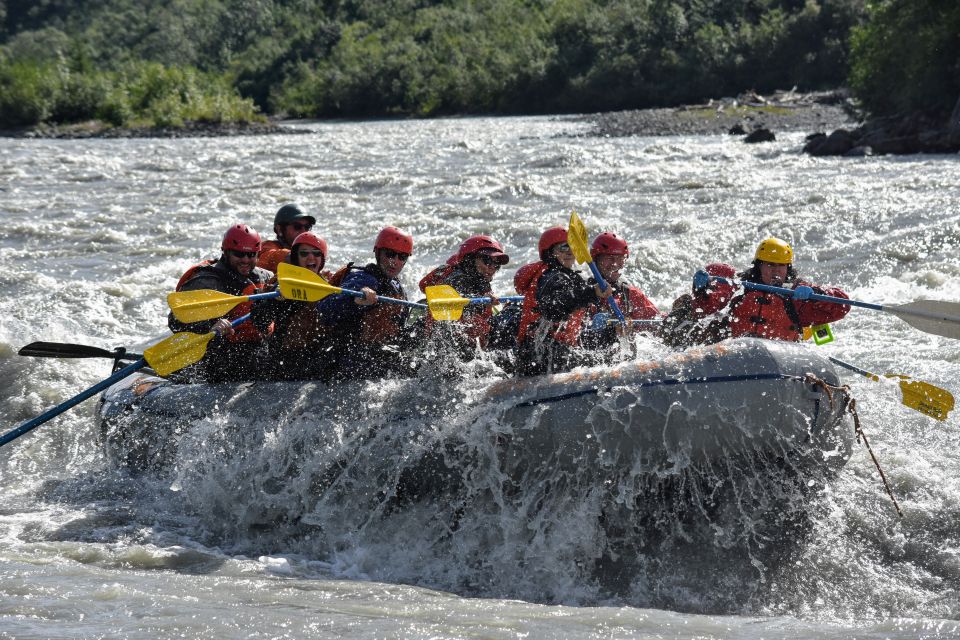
[0,315,251,449]
[142,313,251,377]
[828,356,954,422]
[276,262,426,309]
[696,271,960,340]
[567,211,627,326]
[18,342,143,361]
[424,285,524,321]
[168,289,279,323]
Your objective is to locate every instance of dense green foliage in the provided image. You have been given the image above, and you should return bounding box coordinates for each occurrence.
[849,0,960,117]
[0,58,263,127]
[0,0,875,127]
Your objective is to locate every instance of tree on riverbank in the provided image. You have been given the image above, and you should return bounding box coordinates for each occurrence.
[849,0,960,118]
[4,0,938,130]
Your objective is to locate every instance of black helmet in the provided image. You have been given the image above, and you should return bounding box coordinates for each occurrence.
[274,204,315,227]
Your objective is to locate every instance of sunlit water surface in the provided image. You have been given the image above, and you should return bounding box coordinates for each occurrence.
[1,117,959,638]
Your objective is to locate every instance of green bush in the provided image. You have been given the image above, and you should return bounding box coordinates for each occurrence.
[0,57,263,128]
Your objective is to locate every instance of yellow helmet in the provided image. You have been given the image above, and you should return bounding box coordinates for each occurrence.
[754,237,793,264]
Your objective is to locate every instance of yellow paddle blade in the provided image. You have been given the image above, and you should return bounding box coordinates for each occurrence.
[143,331,216,377]
[567,210,592,264]
[168,289,246,323]
[886,374,955,422]
[277,262,340,302]
[425,284,470,321]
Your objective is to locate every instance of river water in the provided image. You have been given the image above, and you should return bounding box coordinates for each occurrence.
[1,117,958,638]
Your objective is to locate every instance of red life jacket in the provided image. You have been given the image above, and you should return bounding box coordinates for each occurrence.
[605,283,660,320]
[514,261,545,295]
[516,262,586,347]
[257,239,289,274]
[727,290,803,341]
[175,260,273,343]
[358,266,408,344]
[589,282,661,334]
[419,264,456,293]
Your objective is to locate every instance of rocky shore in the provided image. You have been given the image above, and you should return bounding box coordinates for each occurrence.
[583,89,856,139]
[583,88,960,157]
[803,105,960,156]
[0,119,311,139]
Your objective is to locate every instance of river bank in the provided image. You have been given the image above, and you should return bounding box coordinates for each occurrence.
[0,119,311,139]
[581,89,857,139]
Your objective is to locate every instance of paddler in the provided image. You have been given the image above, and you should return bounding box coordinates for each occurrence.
[661,237,851,348]
[315,226,417,380]
[168,223,274,381]
[514,226,612,376]
[581,232,662,351]
[257,203,317,274]
[418,235,510,354]
[251,231,332,379]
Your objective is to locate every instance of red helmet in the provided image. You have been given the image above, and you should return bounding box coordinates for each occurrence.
[705,262,736,279]
[538,226,568,260]
[453,235,509,265]
[221,224,262,253]
[374,226,414,255]
[292,232,328,264]
[590,232,629,258]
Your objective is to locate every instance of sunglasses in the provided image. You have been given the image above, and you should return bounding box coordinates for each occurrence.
[382,249,409,262]
[478,254,502,268]
[554,243,572,253]
[289,222,313,232]
[229,250,258,259]
[297,249,324,258]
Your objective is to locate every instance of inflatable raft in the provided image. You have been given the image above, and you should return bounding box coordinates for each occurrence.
[96,337,853,483]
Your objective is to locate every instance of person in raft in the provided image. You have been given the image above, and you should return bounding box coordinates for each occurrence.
[315,226,417,380]
[514,226,612,377]
[660,237,851,348]
[581,231,662,352]
[257,203,317,274]
[418,235,511,357]
[168,223,274,382]
[251,231,334,380]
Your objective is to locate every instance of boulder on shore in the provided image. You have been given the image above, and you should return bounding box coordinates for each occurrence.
[804,109,960,156]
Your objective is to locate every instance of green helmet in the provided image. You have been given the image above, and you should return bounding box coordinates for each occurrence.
[274,204,315,227]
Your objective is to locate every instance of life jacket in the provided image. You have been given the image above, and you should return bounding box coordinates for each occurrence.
[327,262,352,287]
[257,239,289,274]
[419,264,456,293]
[596,281,661,319]
[281,304,327,352]
[727,289,804,341]
[514,261,544,295]
[430,266,497,346]
[516,262,586,347]
[358,264,408,344]
[176,260,273,343]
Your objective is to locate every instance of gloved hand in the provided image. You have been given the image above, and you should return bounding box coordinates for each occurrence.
[792,285,814,301]
[693,269,710,292]
[591,312,611,331]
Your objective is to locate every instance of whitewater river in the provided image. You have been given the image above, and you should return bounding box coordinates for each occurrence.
[1,116,959,638]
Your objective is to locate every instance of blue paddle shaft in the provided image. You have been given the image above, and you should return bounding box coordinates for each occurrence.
[340,287,427,310]
[468,295,524,305]
[247,291,280,303]
[587,262,627,324]
[0,358,147,448]
[710,275,865,309]
[1,312,257,449]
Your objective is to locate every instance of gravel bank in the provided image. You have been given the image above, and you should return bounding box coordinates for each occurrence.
[581,90,858,138]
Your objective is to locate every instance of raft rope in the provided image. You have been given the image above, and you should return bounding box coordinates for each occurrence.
[803,373,903,518]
